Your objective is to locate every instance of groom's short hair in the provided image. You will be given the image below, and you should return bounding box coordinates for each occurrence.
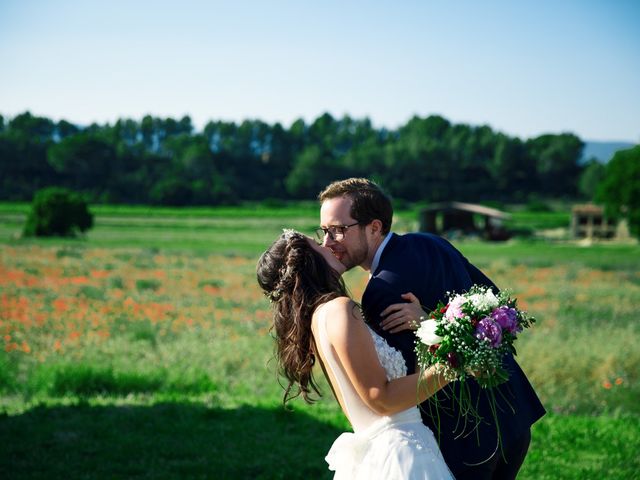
[318,178,393,234]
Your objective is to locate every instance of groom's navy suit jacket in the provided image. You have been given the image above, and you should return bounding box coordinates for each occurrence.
[362,233,545,474]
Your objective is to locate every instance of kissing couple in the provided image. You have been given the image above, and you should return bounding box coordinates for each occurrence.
[257,178,545,479]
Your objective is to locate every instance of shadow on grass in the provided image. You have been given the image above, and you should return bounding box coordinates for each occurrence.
[0,402,343,479]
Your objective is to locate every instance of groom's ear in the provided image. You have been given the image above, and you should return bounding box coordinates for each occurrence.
[369,219,383,237]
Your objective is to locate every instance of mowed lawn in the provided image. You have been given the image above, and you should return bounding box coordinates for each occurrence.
[1,204,639,479]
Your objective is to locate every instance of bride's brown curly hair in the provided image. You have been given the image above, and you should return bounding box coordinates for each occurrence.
[256,231,348,405]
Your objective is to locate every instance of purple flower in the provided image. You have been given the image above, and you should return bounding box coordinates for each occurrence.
[491,306,520,334]
[475,317,503,347]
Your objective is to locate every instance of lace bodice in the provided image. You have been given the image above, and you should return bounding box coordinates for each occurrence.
[365,325,407,381]
[314,305,414,432]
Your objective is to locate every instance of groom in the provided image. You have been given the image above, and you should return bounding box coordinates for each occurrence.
[317,178,545,480]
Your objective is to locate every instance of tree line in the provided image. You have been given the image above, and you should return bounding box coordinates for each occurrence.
[1,111,591,206]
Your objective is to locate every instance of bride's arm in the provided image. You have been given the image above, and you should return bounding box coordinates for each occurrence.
[323,296,449,416]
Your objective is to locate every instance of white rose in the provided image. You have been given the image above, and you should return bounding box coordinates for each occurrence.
[416,319,443,346]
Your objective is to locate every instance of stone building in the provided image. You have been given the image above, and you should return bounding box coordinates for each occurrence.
[570,204,616,239]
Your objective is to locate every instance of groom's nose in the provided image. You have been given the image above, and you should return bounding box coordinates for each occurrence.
[322,235,334,248]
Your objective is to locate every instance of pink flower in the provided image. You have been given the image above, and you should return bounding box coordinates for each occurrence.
[445,295,466,322]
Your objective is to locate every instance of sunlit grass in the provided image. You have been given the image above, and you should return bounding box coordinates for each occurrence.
[1,204,639,478]
[2,243,638,416]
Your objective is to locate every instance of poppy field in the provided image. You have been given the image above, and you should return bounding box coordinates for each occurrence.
[1,205,639,479]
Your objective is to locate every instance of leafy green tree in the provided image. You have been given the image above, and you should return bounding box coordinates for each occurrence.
[112,118,141,147]
[578,158,606,200]
[596,145,640,238]
[255,122,295,198]
[9,111,55,142]
[382,116,454,201]
[285,145,348,198]
[23,187,93,237]
[140,115,157,151]
[164,133,234,204]
[288,118,308,153]
[418,114,451,139]
[137,115,193,154]
[47,133,118,196]
[0,115,56,199]
[149,177,194,206]
[308,112,338,152]
[342,136,387,179]
[0,110,600,205]
[490,134,534,200]
[383,139,452,202]
[56,120,80,140]
[526,133,584,196]
[446,124,491,200]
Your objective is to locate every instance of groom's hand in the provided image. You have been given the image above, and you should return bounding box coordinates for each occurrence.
[380,292,425,333]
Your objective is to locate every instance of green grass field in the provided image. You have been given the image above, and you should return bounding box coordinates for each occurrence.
[1,203,639,479]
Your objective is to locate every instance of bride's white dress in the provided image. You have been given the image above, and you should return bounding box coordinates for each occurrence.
[315,306,453,480]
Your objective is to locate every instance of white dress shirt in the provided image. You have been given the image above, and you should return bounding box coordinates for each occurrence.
[369,232,393,276]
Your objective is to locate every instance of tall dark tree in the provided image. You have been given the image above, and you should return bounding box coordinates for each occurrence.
[578,158,606,200]
[526,133,584,196]
[164,133,233,204]
[56,120,81,140]
[596,145,640,238]
[490,134,534,200]
[47,133,118,199]
[382,116,454,201]
[0,110,594,205]
[286,145,347,198]
[9,112,55,142]
[0,113,57,199]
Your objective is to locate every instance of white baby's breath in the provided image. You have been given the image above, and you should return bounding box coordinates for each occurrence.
[468,288,499,311]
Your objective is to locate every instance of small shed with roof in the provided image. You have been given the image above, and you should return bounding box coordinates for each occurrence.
[419,202,511,241]
[570,204,616,240]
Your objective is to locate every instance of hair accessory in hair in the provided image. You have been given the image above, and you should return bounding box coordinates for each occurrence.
[266,289,282,302]
[264,229,302,302]
[282,228,299,240]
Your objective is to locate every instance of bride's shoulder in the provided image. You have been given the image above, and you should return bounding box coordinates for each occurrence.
[314,297,363,339]
[319,296,357,317]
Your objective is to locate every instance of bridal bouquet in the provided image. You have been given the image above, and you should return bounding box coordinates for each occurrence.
[415,285,535,389]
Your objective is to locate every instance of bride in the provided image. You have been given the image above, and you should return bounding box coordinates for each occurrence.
[257,230,454,479]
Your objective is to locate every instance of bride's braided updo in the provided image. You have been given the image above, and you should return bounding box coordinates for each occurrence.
[257,230,348,404]
[262,230,306,302]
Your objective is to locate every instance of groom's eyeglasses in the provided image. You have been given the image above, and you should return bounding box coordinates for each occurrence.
[315,222,361,242]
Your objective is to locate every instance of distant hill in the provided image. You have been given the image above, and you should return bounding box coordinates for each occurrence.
[582,141,636,163]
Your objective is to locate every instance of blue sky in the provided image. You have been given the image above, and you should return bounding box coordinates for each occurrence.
[1,0,638,142]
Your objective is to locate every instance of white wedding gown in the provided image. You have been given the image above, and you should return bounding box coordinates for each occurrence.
[314,306,454,480]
